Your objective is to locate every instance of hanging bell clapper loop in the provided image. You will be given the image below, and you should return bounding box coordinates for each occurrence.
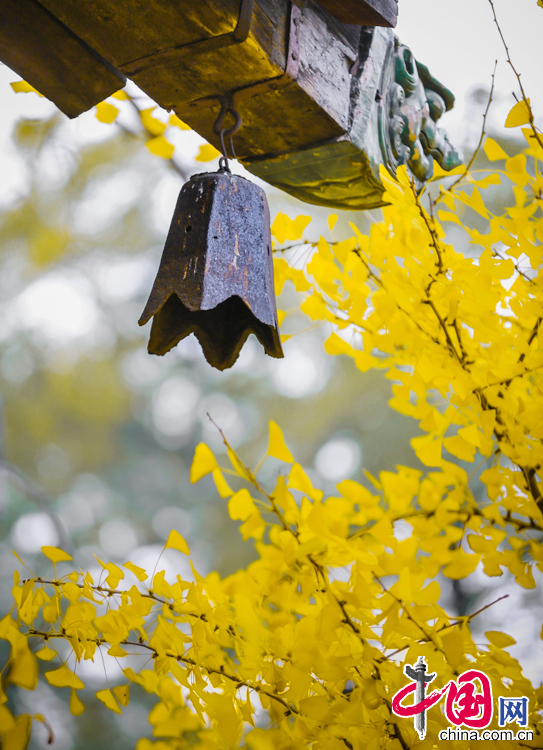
[218,132,231,174]
[213,98,242,172]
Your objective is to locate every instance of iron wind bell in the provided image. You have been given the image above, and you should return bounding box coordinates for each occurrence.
[139,102,284,371]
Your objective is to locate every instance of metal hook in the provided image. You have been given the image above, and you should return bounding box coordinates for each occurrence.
[213,98,243,138]
[214,97,242,170]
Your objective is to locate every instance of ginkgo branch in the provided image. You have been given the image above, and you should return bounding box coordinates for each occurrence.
[488,0,543,152]
[374,576,441,654]
[423,299,464,364]
[441,61,497,197]
[379,594,510,662]
[26,629,300,716]
[411,184,444,273]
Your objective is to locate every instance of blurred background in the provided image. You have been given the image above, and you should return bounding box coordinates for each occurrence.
[0,1,542,746]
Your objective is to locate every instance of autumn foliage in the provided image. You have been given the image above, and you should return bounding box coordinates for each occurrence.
[1,89,543,750]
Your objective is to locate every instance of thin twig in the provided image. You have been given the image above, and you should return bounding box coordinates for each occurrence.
[412,185,444,273]
[379,594,509,662]
[24,577,208,618]
[27,629,299,716]
[205,412,291,531]
[492,248,533,283]
[442,61,497,197]
[374,575,439,650]
[488,0,543,151]
[423,299,464,364]
[476,364,543,391]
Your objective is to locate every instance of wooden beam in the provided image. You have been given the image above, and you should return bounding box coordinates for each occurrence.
[169,3,359,159]
[26,0,361,156]
[0,0,125,118]
[2,0,461,211]
[38,0,288,108]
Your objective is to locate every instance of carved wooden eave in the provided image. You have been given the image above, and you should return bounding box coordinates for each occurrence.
[0,0,461,210]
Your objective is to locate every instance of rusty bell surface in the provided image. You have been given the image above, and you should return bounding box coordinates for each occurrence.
[139,169,284,370]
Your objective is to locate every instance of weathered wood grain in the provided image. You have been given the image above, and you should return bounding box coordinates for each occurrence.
[244,26,391,208]
[0,0,125,118]
[38,0,288,107]
[38,0,362,158]
[172,1,359,160]
[296,3,357,132]
[315,0,398,26]
[37,0,238,69]
[127,0,289,111]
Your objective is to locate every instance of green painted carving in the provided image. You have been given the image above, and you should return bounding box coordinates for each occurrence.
[379,39,463,189]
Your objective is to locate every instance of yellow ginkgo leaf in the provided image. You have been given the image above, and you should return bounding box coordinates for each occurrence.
[195,144,221,162]
[169,114,191,130]
[327,214,338,232]
[288,464,323,501]
[267,421,294,463]
[504,99,531,128]
[442,551,480,579]
[411,435,443,467]
[332,236,357,264]
[165,529,190,555]
[228,489,256,521]
[0,705,15,731]
[486,631,516,648]
[94,556,124,588]
[140,107,167,136]
[95,101,119,124]
[466,187,490,219]
[96,688,122,714]
[432,161,465,179]
[270,213,312,244]
[111,90,129,100]
[444,435,476,463]
[483,137,508,161]
[69,689,85,716]
[212,468,234,498]
[227,447,246,478]
[41,546,72,564]
[10,80,43,96]
[505,153,526,174]
[1,714,31,750]
[301,292,327,321]
[12,550,25,566]
[146,135,174,160]
[190,443,218,483]
[45,665,84,690]
[113,684,130,707]
[123,561,148,581]
[35,646,57,661]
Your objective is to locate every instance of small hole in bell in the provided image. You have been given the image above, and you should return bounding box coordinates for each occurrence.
[185,224,192,233]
